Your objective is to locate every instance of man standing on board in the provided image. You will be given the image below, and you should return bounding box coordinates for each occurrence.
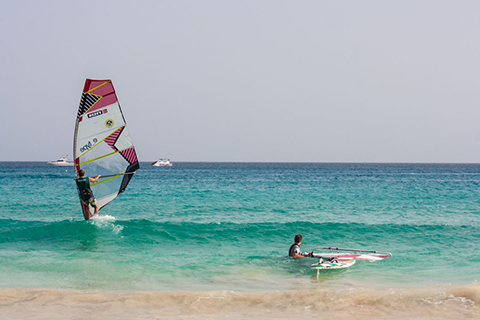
[75,169,101,219]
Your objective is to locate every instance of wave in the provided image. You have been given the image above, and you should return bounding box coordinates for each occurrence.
[1,218,478,251]
[0,217,477,235]
[1,283,478,319]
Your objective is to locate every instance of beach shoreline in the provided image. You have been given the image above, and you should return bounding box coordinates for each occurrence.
[1,283,478,319]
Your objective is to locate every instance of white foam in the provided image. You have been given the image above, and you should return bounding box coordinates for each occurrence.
[90,214,116,222]
[89,215,123,233]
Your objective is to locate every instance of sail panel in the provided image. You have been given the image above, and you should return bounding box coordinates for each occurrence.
[74,79,139,219]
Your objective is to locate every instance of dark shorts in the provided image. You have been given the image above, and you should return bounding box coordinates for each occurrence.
[82,196,97,207]
[81,189,96,207]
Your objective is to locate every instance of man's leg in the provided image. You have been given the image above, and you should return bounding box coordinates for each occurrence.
[88,198,98,218]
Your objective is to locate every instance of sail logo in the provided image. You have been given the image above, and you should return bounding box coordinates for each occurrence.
[79,138,98,153]
[105,119,114,128]
[87,109,108,119]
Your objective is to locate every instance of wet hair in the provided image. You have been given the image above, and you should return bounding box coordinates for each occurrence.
[294,234,303,244]
[78,169,85,177]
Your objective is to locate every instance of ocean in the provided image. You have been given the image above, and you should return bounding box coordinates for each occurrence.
[0,162,479,319]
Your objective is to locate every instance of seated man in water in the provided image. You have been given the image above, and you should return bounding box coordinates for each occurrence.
[75,169,101,219]
[289,234,311,258]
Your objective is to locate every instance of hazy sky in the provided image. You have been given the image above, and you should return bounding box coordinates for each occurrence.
[1,0,480,162]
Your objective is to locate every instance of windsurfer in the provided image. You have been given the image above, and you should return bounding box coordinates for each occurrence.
[289,234,311,258]
[75,169,101,219]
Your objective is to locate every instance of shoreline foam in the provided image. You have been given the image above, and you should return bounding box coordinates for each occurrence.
[1,283,478,319]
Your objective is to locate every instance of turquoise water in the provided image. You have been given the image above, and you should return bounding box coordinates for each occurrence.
[0,162,479,292]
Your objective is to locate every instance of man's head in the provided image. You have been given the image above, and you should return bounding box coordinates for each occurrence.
[78,169,85,177]
[294,234,303,245]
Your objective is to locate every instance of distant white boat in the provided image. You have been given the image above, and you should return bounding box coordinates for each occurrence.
[151,158,173,167]
[47,155,74,166]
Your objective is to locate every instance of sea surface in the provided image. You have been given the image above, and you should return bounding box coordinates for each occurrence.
[0,162,479,319]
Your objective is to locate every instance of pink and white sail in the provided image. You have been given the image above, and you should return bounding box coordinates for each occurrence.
[73,79,139,219]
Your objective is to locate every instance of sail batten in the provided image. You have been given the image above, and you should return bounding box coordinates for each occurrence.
[73,79,139,220]
[78,150,121,166]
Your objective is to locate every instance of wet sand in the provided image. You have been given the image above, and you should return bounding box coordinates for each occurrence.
[1,283,478,319]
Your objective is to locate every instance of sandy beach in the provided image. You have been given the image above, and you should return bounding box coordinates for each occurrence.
[1,283,479,319]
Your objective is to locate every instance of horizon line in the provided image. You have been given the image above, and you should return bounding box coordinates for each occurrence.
[2,160,480,165]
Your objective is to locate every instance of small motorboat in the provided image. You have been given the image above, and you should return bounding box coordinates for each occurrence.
[47,155,74,166]
[151,158,173,167]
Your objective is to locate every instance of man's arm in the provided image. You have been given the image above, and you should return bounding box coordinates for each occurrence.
[294,251,312,259]
[89,175,101,182]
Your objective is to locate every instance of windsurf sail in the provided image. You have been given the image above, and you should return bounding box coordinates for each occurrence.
[73,79,139,220]
[308,247,391,276]
[310,247,392,262]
